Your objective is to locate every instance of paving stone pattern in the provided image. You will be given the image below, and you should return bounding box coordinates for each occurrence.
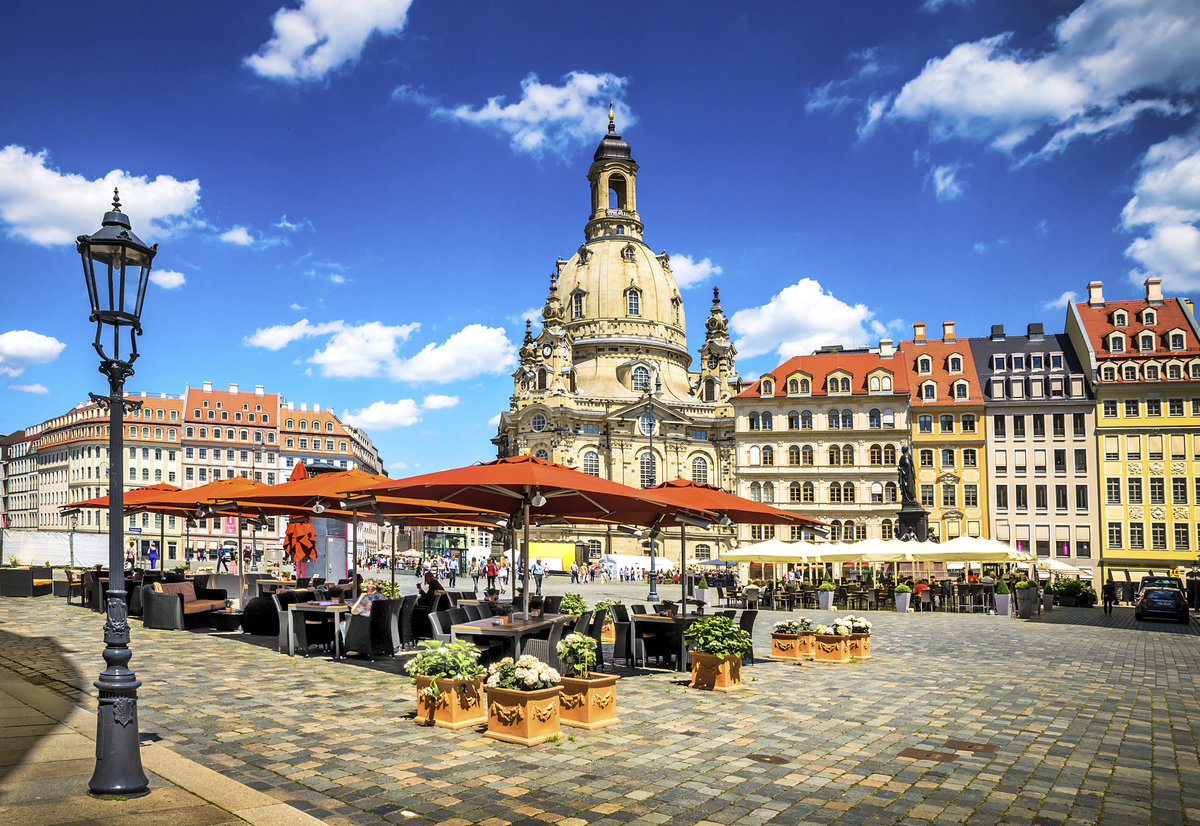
[1,583,1197,826]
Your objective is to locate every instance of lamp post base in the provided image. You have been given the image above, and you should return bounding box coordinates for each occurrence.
[87,597,149,798]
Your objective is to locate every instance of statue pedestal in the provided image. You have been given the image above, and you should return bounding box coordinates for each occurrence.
[897,504,928,542]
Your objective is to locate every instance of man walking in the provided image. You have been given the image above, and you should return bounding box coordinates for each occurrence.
[531,558,544,596]
[448,557,458,588]
[1102,577,1116,615]
[217,546,230,572]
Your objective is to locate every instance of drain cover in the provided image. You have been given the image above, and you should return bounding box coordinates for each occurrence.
[944,740,997,753]
[747,754,789,764]
[899,748,957,762]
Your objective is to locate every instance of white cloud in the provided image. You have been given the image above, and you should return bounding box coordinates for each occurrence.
[0,145,201,246]
[390,460,409,472]
[1037,219,1050,236]
[973,241,989,254]
[421,72,636,159]
[390,324,517,383]
[0,330,66,377]
[245,0,414,81]
[219,226,255,246]
[275,215,313,232]
[669,254,723,288]
[508,308,543,329]
[1122,130,1200,289]
[308,321,422,378]
[245,318,349,351]
[330,274,346,284]
[929,164,965,201]
[882,0,1200,160]
[290,302,306,310]
[488,413,502,427]
[1042,290,1080,309]
[857,94,892,139]
[7,383,49,395]
[806,81,855,114]
[341,398,422,430]
[421,394,459,410]
[922,0,971,11]
[730,279,878,359]
[149,269,186,289]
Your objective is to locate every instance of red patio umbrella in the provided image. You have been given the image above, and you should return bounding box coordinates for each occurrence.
[63,482,184,568]
[282,463,317,575]
[350,455,702,617]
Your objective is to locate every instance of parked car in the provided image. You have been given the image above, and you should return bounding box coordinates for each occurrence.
[1134,587,1190,623]
[1138,575,1184,595]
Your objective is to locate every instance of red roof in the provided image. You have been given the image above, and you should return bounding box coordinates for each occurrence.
[1073,298,1200,362]
[733,351,909,399]
[184,387,279,423]
[897,337,984,406]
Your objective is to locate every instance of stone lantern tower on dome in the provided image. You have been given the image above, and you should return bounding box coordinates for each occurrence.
[492,112,739,562]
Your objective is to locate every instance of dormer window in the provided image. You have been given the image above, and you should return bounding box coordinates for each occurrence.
[1142,310,1156,326]
[992,355,1006,370]
[1102,366,1116,382]
[870,376,879,391]
[1140,334,1154,351]
[800,379,810,393]
[918,357,932,375]
[1168,363,1182,380]
[1013,356,1024,370]
[1145,364,1160,380]
[1170,332,1185,350]
[922,382,936,400]
[882,375,891,391]
[761,380,774,396]
[621,244,636,262]
[788,379,798,394]
[949,356,962,373]
[632,365,650,392]
[1031,356,1042,369]
[1114,311,1127,326]
[1124,365,1138,381]
[954,381,968,399]
[572,292,584,319]
[626,287,640,316]
[1110,334,1124,353]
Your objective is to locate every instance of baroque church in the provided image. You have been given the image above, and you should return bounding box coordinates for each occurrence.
[492,112,740,560]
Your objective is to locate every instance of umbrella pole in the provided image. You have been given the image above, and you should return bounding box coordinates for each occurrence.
[522,501,531,619]
[352,508,359,601]
[237,507,244,608]
[390,524,396,594]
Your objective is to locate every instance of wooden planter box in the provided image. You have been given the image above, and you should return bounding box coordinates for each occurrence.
[1058,596,1076,607]
[769,632,815,662]
[484,685,561,746]
[847,633,871,660]
[559,674,619,730]
[601,615,615,643]
[414,677,487,730]
[813,634,851,664]
[690,651,743,692]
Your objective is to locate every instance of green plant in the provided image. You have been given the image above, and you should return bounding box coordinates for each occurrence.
[697,576,709,589]
[684,616,753,658]
[560,592,588,615]
[556,632,598,678]
[772,617,812,634]
[1015,580,1034,590]
[493,603,515,616]
[485,655,560,691]
[404,640,486,699]
[378,581,403,598]
[593,598,621,615]
[823,572,832,583]
[894,584,912,593]
[1052,579,1085,597]
[994,578,1010,595]
[818,583,836,592]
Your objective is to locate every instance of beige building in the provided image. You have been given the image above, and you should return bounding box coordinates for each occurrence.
[492,115,738,561]
[732,344,911,544]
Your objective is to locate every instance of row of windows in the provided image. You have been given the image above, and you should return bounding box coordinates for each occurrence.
[1101,397,1200,418]
[191,408,271,423]
[995,484,1089,511]
[747,444,902,467]
[916,483,981,509]
[760,374,896,396]
[1104,476,1197,505]
[917,380,971,401]
[284,419,334,431]
[185,467,277,484]
[993,412,1086,439]
[1101,362,1200,382]
[1102,432,1198,461]
[747,409,899,431]
[919,447,979,468]
[916,414,977,434]
[128,426,177,440]
[135,407,179,421]
[184,447,276,464]
[1107,522,1192,551]
[994,448,1087,475]
[988,353,1065,372]
[749,520,891,542]
[183,426,275,443]
[129,467,176,483]
[571,451,710,487]
[284,437,348,452]
[915,355,964,375]
[750,480,901,505]
[987,375,1084,400]
[1104,330,1188,354]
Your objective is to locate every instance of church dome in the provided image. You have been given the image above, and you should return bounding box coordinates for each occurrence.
[594,122,632,162]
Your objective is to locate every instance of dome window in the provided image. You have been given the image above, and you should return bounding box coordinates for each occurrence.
[615,225,625,235]
[626,286,641,315]
[531,413,547,432]
[572,293,584,319]
[632,365,651,392]
[621,244,636,262]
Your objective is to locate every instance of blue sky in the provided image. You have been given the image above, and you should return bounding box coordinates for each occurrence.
[1,0,1198,474]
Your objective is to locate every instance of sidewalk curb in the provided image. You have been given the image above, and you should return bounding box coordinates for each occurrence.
[0,665,326,826]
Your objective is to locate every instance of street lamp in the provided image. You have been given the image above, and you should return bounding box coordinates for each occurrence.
[641,371,663,602]
[78,189,156,798]
[68,511,79,570]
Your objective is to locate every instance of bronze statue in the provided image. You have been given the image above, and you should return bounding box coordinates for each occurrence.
[898,444,918,506]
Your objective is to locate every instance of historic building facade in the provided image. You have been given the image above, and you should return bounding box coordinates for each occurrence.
[732,344,911,544]
[971,324,1098,577]
[492,115,738,561]
[1066,278,1200,576]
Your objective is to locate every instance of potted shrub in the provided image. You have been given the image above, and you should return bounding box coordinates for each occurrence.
[818,581,837,611]
[560,592,587,616]
[695,576,711,608]
[813,622,853,664]
[1040,581,1054,612]
[769,617,814,662]
[1015,581,1035,618]
[894,584,912,613]
[483,655,562,746]
[657,599,678,618]
[840,615,873,659]
[484,588,501,602]
[556,633,619,730]
[405,641,488,729]
[994,577,1011,616]
[493,603,516,624]
[1052,578,1084,607]
[684,616,753,692]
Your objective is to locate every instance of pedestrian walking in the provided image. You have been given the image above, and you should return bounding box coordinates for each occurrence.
[499,561,509,594]
[448,557,458,587]
[1102,577,1116,615]
[470,559,481,593]
[531,558,544,596]
[147,543,159,570]
[217,546,230,572]
[486,558,498,591]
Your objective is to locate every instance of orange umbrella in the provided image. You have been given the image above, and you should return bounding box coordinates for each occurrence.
[282,463,317,570]
[65,482,181,511]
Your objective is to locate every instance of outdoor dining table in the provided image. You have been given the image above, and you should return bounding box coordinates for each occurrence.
[634,612,714,673]
[287,602,350,659]
[450,613,562,660]
[256,579,297,597]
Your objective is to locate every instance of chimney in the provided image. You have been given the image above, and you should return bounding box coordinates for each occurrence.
[1187,299,1194,317]
[255,385,264,396]
[203,381,212,392]
[990,325,1005,341]
[1027,322,1044,341]
[301,403,308,411]
[1144,276,1164,305]
[1087,281,1104,308]
[160,392,166,399]
[287,402,294,411]
[229,383,238,394]
[942,321,956,342]
[913,322,926,343]
[140,391,147,398]
[314,404,320,412]
[76,401,84,410]
[878,338,894,358]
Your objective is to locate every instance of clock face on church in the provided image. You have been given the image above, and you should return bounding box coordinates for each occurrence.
[543,345,553,358]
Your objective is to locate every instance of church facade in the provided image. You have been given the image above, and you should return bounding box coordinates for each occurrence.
[492,114,739,562]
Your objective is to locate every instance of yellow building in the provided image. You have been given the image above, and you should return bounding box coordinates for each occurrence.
[897,322,989,540]
[1066,278,1200,576]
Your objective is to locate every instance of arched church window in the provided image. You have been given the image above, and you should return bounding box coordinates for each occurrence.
[531,413,547,432]
[615,225,625,235]
[535,449,549,460]
[538,369,548,390]
[704,379,716,402]
[626,287,640,314]
[632,365,650,392]
[691,456,708,485]
[583,451,600,477]
[639,452,656,488]
[572,293,583,318]
[568,371,577,393]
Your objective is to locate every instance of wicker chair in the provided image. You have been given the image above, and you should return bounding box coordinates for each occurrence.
[341,598,402,660]
[428,611,454,644]
[273,591,334,654]
[587,610,608,671]
[522,616,570,672]
[463,603,482,621]
[143,583,229,631]
[611,604,646,668]
[542,595,564,614]
[738,609,758,665]
[477,602,494,619]
[448,606,469,625]
[398,594,418,649]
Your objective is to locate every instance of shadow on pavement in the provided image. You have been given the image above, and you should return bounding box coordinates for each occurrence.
[1025,605,1198,635]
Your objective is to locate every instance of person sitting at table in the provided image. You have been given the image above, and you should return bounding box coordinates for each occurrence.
[980,573,996,585]
[416,571,446,609]
[913,579,929,610]
[341,578,386,640]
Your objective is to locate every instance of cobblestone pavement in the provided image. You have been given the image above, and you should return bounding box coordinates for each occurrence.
[1,587,1197,826]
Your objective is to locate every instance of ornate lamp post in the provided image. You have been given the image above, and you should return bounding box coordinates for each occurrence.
[78,190,156,798]
[642,372,663,602]
[69,511,78,570]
